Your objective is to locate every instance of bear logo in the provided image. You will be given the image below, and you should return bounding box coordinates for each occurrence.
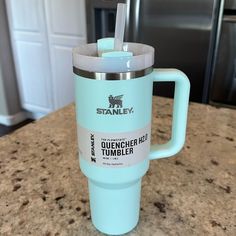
[108,95,123,108]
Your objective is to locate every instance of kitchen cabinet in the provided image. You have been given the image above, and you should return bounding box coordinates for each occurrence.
[6,0,87,117]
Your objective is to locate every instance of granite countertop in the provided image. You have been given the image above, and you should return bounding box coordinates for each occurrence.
[0,97,235,236]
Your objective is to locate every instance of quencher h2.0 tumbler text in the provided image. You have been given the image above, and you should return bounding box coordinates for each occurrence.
[72,41,190,235]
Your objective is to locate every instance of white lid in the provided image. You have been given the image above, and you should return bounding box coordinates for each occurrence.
[73,42,154,73]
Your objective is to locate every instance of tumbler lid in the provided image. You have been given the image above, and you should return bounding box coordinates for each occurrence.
[73,42,154,73]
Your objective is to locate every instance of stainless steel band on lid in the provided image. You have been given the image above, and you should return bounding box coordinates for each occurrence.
[73,67,153,80]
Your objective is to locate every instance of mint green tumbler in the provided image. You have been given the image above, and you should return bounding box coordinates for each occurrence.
[73,42,190,235]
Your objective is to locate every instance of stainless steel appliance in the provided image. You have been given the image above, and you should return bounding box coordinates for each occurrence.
[86,0,221,103]
[210,0,236,106]
[86,0,125,42]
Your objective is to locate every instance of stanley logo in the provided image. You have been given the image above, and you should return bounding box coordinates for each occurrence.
[109,95,123,108]
[97,95,134,115]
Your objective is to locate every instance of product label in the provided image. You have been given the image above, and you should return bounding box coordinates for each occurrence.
[78,123,151,168]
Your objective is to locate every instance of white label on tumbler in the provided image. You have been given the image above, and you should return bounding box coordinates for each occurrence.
[78,123,151,167]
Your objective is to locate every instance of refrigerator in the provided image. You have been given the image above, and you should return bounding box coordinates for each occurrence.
[210,0,236,106]
[86,0,221,103]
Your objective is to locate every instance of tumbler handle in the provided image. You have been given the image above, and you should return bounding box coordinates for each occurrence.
[149,69,190,160]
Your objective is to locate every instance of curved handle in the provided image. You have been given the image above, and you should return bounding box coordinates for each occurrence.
[149,69,190,160]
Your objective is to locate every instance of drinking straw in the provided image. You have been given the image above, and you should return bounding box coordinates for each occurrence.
[114,3,127,51]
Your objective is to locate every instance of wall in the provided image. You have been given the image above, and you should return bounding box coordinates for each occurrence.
[0,0,24,124]
[0,65,8,115]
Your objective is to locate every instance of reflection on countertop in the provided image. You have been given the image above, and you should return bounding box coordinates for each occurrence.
[0,97,235,236]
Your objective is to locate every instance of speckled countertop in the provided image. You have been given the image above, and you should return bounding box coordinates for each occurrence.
[0,97,235,236]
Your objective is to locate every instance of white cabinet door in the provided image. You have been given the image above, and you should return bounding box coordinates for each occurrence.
[6,0,53,114]
[6,0,87,115]
[44,0,87,109]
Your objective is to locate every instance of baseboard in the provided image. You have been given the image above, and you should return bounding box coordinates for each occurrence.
[0,110,48,126]
[25,111,46,120]
[0,111,27,126]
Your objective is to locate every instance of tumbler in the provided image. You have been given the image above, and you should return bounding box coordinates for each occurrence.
[73,41,190,235]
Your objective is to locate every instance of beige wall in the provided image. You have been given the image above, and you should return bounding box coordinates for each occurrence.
[0,0,22,116]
